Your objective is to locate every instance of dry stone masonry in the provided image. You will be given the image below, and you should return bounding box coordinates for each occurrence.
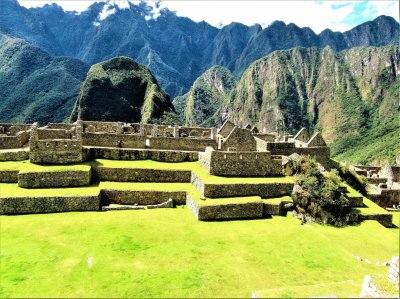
[0,120,397,224]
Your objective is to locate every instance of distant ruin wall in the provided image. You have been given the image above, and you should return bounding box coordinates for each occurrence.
[370,189,400,208]
[267,142,296,156]
[37,129,71,140]
[199,149,282,177]
[0,195,100,215]
[92,167,191,182]
[83,147,199,162]
[82,132,145,148]
[0,136,22,149]
[30,139,83,164]
[149,137,216,151]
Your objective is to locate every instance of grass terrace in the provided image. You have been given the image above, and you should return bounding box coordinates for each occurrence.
[0,209,398,298]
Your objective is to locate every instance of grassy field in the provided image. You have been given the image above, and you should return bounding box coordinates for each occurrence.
[1,209,398,298]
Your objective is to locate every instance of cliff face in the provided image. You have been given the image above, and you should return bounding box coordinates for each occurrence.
[177,46,399,163]
[70,56,175,123]
[173,66,236,127]
[228,46,398,139]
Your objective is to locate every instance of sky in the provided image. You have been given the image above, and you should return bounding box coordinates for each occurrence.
[18,0,400,33]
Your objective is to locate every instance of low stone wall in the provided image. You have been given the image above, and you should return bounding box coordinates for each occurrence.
[92,167,191,182]
[0,124,32,136]
[149,137,216,151]
[30,139,83,164]
[83,132,145,148]
[191,173,294,198]
[186,195,263,220]
[200,148,282,177]
[101,190,186,206]
[254,133,276,142]
[0,170,19,183]
[37,128,71,140]
[369,189,400,208]
[0,136,22,149]
[46,123,75,130]
[0,149,29,161]
[267,142,295,156]
[358,213,393,227]
[0,195,100,215]
[84,147,198,162]
[18,169,91,188]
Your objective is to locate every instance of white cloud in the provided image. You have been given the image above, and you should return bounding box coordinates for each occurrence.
[18,0,399,33]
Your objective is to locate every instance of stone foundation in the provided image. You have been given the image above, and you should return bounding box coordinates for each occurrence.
[186,195,263,221]
[0,195,100,215]
[101,190,186,206]
[84,147,198,162]
[92,167,191,182]
[0,170,19,183]
[191,173,294,198]
[18,169,91,188]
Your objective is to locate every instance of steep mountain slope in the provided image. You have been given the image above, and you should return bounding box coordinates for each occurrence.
[178,46,399,163]
[234,46,399,163]
[173,66,236,127]
[0,32,88,124]
[70,56,175,123]
[2,0,398,98]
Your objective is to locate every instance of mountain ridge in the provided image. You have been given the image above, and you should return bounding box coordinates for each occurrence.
[1,0,398,98]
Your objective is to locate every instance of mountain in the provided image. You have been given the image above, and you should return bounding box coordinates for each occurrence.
[179,46,399,164]
[70,56,175,123]
[173,66,236,127]
[1,0,398,98]
[0,31,89,124]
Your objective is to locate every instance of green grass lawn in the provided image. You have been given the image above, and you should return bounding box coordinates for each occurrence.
[1,209,398,298]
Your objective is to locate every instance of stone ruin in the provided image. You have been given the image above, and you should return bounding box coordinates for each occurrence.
[0,119,394,226]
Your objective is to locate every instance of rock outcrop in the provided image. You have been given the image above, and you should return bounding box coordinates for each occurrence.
[70,56,175,123]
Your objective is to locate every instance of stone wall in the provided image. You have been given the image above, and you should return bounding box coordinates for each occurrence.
[18,169,91,188]
[92,167,191,182]
[0,124,32,136]
[0,131,29,149]
[82,132,146,148]
[253,133,276,142]
[220,127,256,151]
[30,139,83,164]
[191,173,294,198]
[358,213,393,227]
[83,147,198,162]
[0,170,19,183]
[101,190,186,206]
[0,195,100,215]
[38,128,71,140]
[267,142,296,156]
[0,149,29,161]
[46,123,75,130]
[186,195,263,220]
[82,121,120,133]
[199,147,282,177]
[369,189,400,208]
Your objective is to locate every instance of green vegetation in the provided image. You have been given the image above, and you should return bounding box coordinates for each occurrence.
[173,65,237,127]
[0,32,88,125]
[1,209,398,298]
[69,56,175,124]
[292,156,350,225]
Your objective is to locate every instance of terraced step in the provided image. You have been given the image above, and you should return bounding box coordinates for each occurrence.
[0,148,29,161]
[18,164,92,188]
[262,196,293,216]
[0,183,100,215]
[354,197,393,227]
[186,192,264,221]
[99,182,189,205]
[89,159,195,182]
[102,199,173,211]
[191,166,294,198]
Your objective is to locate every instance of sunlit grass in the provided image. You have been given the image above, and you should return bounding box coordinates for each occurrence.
[1,209,398,298]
